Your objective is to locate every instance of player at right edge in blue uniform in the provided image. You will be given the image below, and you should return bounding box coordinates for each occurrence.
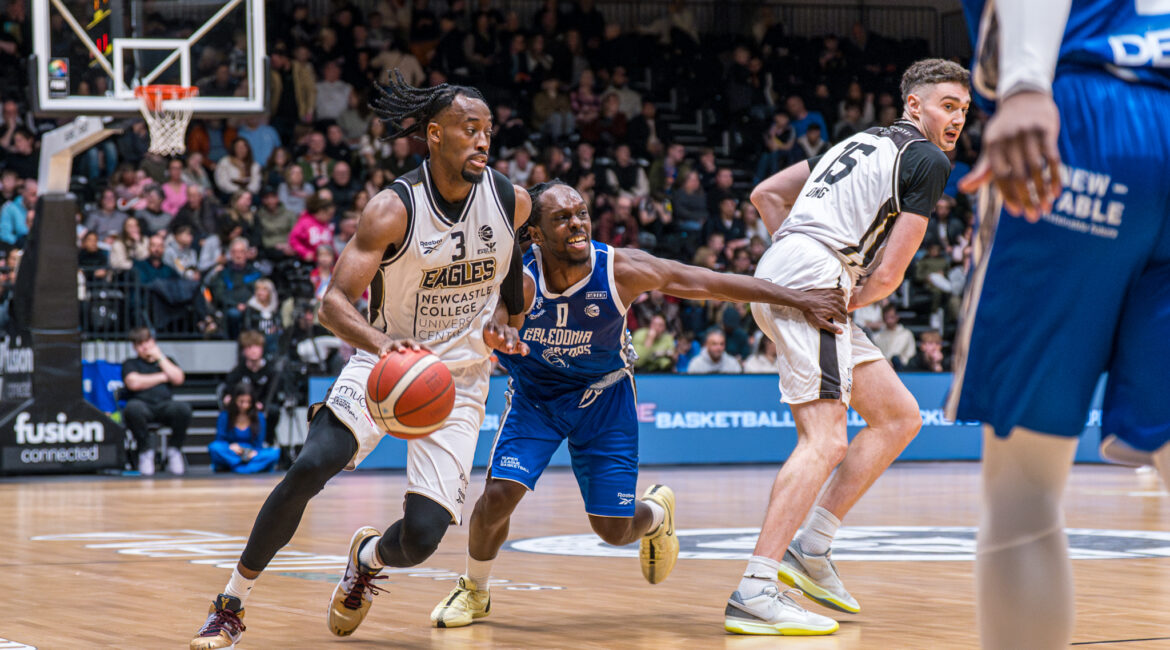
[948,1,1170,648]
[429,180,847,628]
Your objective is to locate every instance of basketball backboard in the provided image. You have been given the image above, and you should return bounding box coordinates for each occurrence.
[31,0,267,117]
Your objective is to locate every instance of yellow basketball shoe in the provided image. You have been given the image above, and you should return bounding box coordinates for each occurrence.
[640,484,678,584]
[190,594,246,650]
[431,575,491,628]
[327,526,387,636]
[777,542,860,614]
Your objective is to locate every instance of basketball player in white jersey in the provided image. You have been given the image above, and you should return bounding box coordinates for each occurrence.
[723,59,970,635]
[191,72,531,649]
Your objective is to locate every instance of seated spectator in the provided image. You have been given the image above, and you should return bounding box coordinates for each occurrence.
[786,95,829,139]
[584,92,627,148]
[113,163,150,212]
[792,123,830,163]
[358,119,393,172]
[160,159,189,216]
[242,280,284,354]
[914,243,952,315]
[289,195,336,263]
[492,103,531,159]
[0,179,35,248]
[532,78,575,143]
[706,167,738,216]
[627,100,665,160]
[223,329,282,415]
[181,152,214,193]
[297,131,337,187]
[606,144,649,200]
[256,188,298,259]
[905,329,949,372]
[215,138,262,199]
[702,197,747,244]
[594,195,639,249]
[603,65,642,119]
[333,216,358,253]
[834,101,869,143]
[337,90,369,143]
[742,332,778,373]
[223,190,262,250]
[172,185,222,243]
[210,384,280,473]
[632,314,675,373]
[315,60,353,123]
[163,224,201,281]
[872,304,916,370]
[263,146,293,189]
[110,216,150,272]
[364,168,390,200]
[85,188,130,243]
[121,327,192,476]
[278,164,313,217]
[208,237,263,339]
[755,111,797,183]
[323,124,353,166]
[383,137,423,179]
[237,115,282,171]
[686,329,743,374]
[133,233,179,285]
[673,330,699,373]
[4,128,39,180]
[648,142,688,197]
[326,161,360,215]
[571,68,602,133]
[507,148,535,186]
[77,230,111,284]
[632,289,682,335]
[672,170,708,250]
[310,245,335,302]
[0,169,18,203]
[134,185,172,235]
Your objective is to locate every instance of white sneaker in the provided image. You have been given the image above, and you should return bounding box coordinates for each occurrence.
[724,584,839,636]
[167,448,186,475]
[778,542,860,613]
[138,449,155,476]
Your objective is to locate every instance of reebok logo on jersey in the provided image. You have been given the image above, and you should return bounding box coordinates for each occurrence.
[420,238,443,254]
[419,259,497,289]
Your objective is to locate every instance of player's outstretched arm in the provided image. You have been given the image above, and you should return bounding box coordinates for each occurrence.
[750,161,813,235]
[849,212,929,310]
[318,188,417,356]
[959,0,1070,220]
[615,248,846,334]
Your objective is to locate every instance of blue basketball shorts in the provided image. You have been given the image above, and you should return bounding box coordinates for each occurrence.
[488,376,639,517]
[948,67,1170,451]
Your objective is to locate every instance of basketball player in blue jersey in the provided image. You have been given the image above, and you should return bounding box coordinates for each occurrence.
[428,180,848,629]
[725,59,969,636]
[947,2,1170,647]
[190,72,531,649]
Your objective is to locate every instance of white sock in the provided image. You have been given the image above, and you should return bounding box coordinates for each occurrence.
[466,554,494,590]
[643,499,666,534]
[794,506,841,556]
[737,555,782,597]
[223,568,255,607]
[358,536,384,571]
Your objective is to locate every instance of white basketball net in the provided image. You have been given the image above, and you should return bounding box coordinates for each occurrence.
[135,86,197,157]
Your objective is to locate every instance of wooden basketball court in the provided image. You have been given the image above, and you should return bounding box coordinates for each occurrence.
[3,462,1169,648]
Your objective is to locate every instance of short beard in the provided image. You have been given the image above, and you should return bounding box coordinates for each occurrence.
[461,168,485,184]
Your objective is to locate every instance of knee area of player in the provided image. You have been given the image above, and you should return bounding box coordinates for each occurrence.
[479,478,527,515]
[392,518,449,565]
[588,515,638,545]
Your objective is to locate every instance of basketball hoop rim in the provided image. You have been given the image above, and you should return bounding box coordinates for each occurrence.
[134,84,199,112]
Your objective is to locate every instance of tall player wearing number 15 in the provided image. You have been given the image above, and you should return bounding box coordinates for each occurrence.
[724,59,970,635]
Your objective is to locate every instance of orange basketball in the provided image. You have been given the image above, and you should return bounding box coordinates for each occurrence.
[365,349,455,439]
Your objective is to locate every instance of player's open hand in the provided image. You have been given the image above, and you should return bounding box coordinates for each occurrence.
[796,288,847,334]
[484,322,529,356]
[379,338,431,356]
[959,90,1063,222]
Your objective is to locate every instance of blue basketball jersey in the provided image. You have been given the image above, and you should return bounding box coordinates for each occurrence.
[965,0,1170,101]
[498,242,633,402]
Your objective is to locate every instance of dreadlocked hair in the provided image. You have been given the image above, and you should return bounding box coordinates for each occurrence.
[370,69,487,141]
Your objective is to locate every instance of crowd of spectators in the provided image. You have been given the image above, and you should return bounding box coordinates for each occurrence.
[0,0,982,378]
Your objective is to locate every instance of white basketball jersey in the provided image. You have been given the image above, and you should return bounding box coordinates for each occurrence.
[776,120,933,275]
[368,163,516,369]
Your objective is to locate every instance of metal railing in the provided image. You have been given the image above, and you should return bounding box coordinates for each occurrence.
[79,269,205,342]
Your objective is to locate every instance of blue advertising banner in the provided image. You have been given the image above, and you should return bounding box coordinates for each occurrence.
[308,373,1107,470]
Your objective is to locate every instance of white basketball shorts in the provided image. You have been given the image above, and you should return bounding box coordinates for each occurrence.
[322,350,490,523]
[751,233,885,407]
